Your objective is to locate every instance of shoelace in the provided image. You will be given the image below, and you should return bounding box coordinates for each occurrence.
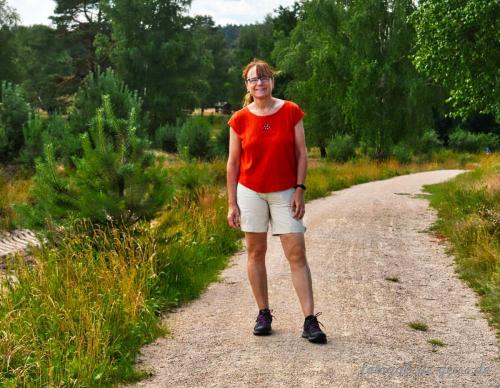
[256,309,275,325]
[305,312,325,331]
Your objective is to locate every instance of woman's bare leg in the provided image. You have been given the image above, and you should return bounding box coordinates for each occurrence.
[245,232,269,310]
[280,233,314,317]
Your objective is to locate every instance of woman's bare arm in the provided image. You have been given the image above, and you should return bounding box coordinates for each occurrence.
[226,127,242,228]
[291,119,308,219]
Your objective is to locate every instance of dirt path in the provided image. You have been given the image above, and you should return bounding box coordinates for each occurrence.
[130,170,499,387]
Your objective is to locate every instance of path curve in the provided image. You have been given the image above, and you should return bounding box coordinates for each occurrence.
[131,170,499,387]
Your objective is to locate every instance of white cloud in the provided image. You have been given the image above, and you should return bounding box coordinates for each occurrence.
[190,0,298,25]
[8,0,56,26]
[9,0,298,27]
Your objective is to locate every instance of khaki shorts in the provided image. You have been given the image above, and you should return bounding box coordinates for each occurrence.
[237,183,306,235]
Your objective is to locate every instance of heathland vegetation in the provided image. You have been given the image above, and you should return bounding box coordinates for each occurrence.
[0,0,498,385]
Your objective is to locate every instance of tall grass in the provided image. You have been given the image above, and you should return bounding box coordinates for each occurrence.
[0,222,162,386]
[0,177,241,386]
[0,150,484,385]
[0,167,31,231]
[424,154,500,335]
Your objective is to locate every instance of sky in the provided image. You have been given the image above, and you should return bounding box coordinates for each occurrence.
[8,0,298,26]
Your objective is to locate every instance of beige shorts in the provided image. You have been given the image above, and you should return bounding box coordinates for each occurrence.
[237,183,306,235]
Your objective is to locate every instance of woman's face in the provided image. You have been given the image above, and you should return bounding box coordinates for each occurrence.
[246,65,274,100]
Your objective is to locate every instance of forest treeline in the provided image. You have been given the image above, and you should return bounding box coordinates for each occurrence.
[0,0,498,165]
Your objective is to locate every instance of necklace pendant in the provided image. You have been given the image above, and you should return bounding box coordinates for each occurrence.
[263,123,272,131]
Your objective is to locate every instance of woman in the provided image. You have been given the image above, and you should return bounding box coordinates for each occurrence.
[226,59,327,344]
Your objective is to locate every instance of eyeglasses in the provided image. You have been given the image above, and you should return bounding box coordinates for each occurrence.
[246,76,273,85]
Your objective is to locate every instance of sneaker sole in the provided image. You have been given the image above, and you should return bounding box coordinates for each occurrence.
[302,333,327,344]
[253,330,272,336]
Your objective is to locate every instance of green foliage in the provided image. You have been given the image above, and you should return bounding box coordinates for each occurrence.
[13,25,73,112]
[410,0,499,120]
[0,81,30,162]
[392,143,413,164]
[275,0,441,155]
[191,16,231,109]
[416,128,443,155]
[18,112,45,166]
[326,134,356,162]
[105,0,210,129]
[0,3,20,83]
[69,68,143,137]
[50,0,110,98]
[449,129,500,153]
[213,126,230,158]
[16,96,172,230]
[20,112,90,168]
[154,123,179,153]
[176,116,212,160]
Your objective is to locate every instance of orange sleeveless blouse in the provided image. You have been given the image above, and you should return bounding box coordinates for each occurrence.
[228,100,305,193]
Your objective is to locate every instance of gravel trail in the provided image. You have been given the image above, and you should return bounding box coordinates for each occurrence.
[130,170,499,388]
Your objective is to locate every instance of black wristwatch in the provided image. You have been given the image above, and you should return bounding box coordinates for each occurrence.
[294,184,306,191]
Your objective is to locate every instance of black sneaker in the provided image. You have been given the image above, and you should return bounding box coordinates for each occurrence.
[253,308,274,336]
[302,312,327,344]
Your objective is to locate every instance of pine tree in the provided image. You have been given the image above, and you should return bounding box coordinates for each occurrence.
[16,95,173,230]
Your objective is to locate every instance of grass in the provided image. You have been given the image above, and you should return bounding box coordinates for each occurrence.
[408,321,429,331]
[428,338,446,352]
[424,153,500,337]
[427,338,446,347]
[0,150,490,385]
[0,187,241,386]
[0,167,32,231]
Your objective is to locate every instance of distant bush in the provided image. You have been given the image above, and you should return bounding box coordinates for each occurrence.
[392,143,413,164]
[18,112,45,166]
[416,129,443,154]
[176,116,212,160]
[326,134,356,162]
[19,113,80,167]
[449,129,500,153]
[0,81,31,163]
[154,123,179,152]
[213,126,230,158]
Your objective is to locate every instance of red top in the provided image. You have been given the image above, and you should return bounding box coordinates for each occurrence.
[228,100,305,193]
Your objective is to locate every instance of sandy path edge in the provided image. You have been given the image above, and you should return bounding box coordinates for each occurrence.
[128,170,499,388]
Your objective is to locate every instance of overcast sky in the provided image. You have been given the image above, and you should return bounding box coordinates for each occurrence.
[9,0,298,26]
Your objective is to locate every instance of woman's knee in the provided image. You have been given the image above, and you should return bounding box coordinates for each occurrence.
[285,245,307,267]
[246,232,267,262]
[247,244,267,262]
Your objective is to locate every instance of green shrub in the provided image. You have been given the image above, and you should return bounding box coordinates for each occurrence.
[15,96,173,230]
[392,143,413,164]
[417,128,443,154]
[176,116,212,160]
[326,134,356,162]
[449,129,500,153]
[0,81,31,162]
[44,114,81,163]
[154,123,179,152]
[18,112,45,166]
[19,113,81,168]
[69,68,144,138]
[213,126,229,158]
